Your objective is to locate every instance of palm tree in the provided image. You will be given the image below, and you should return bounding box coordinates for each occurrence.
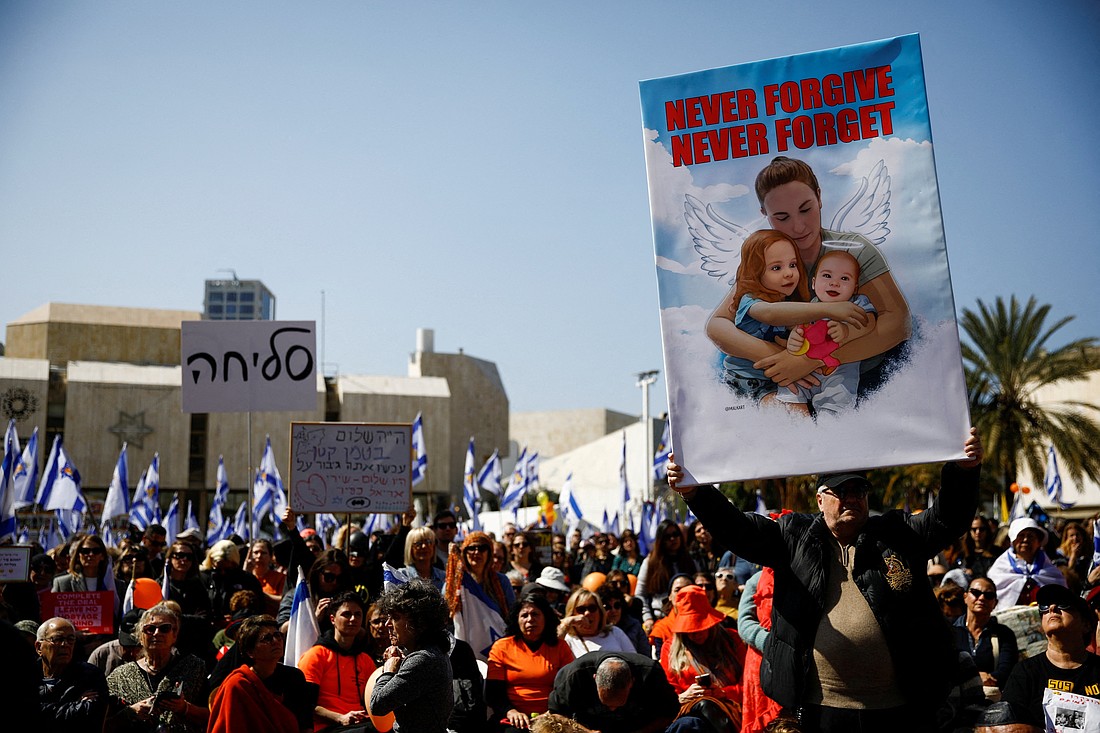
[961,295,1100,508]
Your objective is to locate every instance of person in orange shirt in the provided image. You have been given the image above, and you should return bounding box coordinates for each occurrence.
[487,593,575,731]
[296,591,376,732]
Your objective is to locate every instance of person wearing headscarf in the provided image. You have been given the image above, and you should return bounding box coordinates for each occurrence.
[987,517,1066,606]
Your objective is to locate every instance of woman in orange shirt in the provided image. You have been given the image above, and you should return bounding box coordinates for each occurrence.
[487,593,574,731]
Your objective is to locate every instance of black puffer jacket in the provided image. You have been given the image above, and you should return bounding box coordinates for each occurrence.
[686,461,979,710]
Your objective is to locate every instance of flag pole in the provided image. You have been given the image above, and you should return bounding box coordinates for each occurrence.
[247,411,253,541]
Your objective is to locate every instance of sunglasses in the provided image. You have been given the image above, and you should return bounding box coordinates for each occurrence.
[609,578,629,586]
[968,588,997,600]
[714,573,735,581]
[435,522,457,530]
[412,541,433,549]
[257,631,284,644]
[465,545,490,554]
[1040,604,1073,615]
[513,542,529,548]
[575,604,600,614]
[698,583,715,590]
[142,623,175,636]
[171,554,194,561]
[605,602,623,610]
[822,486,870,501]
[321,572,342,583]
[78,547,102,556]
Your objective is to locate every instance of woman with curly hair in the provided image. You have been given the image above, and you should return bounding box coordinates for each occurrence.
[487,593,574,731]
[635,519,696,634]
[369,580,454,733]
[444,531,516,662]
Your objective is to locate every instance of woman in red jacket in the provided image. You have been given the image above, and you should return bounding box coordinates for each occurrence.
[661,585,746,733]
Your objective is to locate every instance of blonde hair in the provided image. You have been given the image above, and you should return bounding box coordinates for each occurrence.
[564,588,609,637]
[404,526,436,565]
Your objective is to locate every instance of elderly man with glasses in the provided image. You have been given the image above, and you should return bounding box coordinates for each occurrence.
[37,616,109,733]
[669,429,983,733]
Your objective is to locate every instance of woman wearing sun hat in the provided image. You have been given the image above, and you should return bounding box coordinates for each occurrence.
[987,516,1066,606]
[661,584,746,733]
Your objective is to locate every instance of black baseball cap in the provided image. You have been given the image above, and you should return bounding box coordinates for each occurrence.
[816,471,872,493]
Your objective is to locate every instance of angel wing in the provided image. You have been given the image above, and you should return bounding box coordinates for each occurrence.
[684,194,752,284]
[829,159,891,245]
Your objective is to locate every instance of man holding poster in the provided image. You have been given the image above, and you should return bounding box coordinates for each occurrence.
[668,428,983,731]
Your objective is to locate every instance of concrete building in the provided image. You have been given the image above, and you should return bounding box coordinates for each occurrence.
[511,408,637,458]
[203,277,275,321]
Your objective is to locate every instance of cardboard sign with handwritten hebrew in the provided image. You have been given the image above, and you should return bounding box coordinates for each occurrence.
[181,320,318,413]
[290,422,413,514]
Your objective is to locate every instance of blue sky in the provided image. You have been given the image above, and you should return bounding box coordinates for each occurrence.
[1,1,1097,417]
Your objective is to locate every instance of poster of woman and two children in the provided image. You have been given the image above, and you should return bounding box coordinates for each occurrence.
[640,34,970,484]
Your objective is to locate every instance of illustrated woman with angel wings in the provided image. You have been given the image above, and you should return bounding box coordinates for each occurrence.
[691,156,911,406]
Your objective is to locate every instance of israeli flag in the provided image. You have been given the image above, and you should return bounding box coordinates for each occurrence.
[129,470,150,530]
[12,427,39,510]
[233,500,249,541]
[1045,445,1073,509]
[500,446,528,511]
[102,444,131,521]
[411,412,428,486]
[637,502,654,557]
[0,420,19,542]
[283,568,320,666]
[653,420,671,481]
[462,437,481,531]
[526,451,540,489]
[259,436,287,522]
[184,500,201,532]
[316,513,339,546]
[144,453,161,523]
[38,435,86,513]
[207,456,230,546]
[477,449,502,498]
[452,571,507,663]
[164,493,181,545]
[560,472,583,525]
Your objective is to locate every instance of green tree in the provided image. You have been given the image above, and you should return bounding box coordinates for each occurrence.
[961,295,1100,507]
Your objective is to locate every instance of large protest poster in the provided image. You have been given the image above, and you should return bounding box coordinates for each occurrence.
[640,34,969,484]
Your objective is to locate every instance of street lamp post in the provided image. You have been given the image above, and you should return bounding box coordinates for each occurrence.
[636,370,659,503]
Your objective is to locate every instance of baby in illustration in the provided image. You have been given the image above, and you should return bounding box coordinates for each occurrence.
[707,230,872,408]
[776,249,877,415]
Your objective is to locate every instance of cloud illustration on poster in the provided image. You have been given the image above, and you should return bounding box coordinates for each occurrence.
[643,128,746,226]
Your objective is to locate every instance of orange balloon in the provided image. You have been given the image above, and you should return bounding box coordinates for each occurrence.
[364,667,396,732]
[582,571,607,592]
[1021,485,1031,494]
[132,578,163,610]
[628,573,637,595]
[1010,483,1019,493]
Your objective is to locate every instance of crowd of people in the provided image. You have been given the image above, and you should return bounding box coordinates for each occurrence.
[4,430,1100,731]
